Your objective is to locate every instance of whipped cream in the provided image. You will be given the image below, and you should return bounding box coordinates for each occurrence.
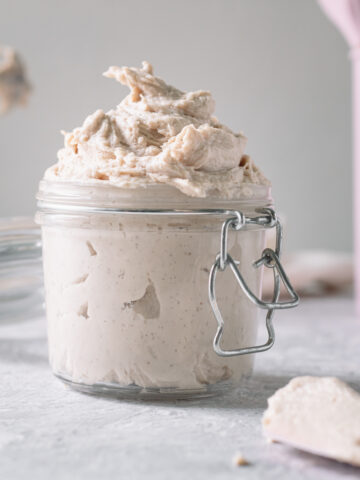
[0,46,31,114]
[45,62,269,198]
[42,216,264,390]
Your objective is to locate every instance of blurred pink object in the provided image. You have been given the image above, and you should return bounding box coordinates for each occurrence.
[318,0,360,312]
[262,250,353,298]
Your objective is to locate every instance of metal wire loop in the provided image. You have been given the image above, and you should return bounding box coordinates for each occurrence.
[219,213,245,271]
[209,208,299,357]
[245,207,277,228]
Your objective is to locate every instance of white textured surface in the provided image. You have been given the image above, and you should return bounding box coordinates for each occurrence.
[1,297,359,479]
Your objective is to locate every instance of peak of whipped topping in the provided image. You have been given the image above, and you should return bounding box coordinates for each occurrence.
[45,61,269,198]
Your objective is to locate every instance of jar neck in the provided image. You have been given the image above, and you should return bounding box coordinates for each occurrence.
[36,180,273,215]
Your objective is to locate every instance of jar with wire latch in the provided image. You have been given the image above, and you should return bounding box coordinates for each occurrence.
[36,180,298,399]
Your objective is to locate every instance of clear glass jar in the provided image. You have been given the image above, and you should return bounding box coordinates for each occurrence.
[36,180,298,399]
[0,217,43,321]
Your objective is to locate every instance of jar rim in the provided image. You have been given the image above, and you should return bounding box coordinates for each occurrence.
[36,179,273,212]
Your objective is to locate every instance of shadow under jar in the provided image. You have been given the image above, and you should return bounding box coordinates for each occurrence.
[36,180,298,399]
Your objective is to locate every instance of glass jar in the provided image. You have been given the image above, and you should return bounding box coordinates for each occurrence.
[36,180,298,399]
[0,217,43,321]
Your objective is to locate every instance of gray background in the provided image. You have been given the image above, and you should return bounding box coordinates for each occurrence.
[0,0,352,252]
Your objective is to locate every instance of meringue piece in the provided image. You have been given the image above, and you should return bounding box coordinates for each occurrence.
[263,376,360,467]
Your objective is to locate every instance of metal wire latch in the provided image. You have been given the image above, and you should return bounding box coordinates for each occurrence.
[209,208,299,357]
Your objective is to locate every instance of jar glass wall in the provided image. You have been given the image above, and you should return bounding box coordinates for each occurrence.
[36,180,273,399]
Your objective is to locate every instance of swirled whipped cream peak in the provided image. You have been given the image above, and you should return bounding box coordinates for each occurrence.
[45,61,269,198]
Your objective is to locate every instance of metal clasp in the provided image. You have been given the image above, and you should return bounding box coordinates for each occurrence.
[209,208,299,357]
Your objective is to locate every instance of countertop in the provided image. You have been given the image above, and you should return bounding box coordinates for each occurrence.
[1,296,359,480]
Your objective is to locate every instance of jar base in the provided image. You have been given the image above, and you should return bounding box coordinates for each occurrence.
[54,371,234,400]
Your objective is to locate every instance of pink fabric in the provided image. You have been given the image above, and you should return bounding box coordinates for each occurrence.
[318,0,360,313]
[353,50,360,314]
[318,0,360,47]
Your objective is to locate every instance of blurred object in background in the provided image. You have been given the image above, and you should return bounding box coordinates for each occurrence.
[318,0,360,311]
[317,0,360,47]
[0,45,31,114]
[0,217,43,322]
[263,250,353,298]
[264,212,353,297]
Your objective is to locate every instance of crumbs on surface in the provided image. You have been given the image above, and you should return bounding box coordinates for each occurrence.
[232,453,250,466]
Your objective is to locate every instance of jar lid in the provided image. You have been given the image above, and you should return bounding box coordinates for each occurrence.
[0,217,43,321]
